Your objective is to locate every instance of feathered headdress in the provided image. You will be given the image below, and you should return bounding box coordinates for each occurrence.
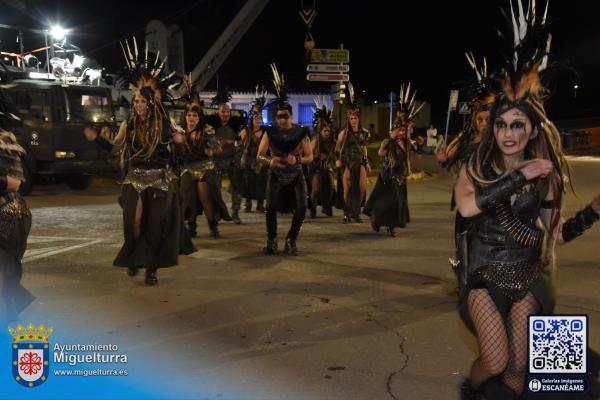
[345,82,359,117]
[211,83,232,107]
[392,83,424,129]
[118,37,179,108]
[312,96,332,133]
[496,0,552,103]
[464,51,496,110]
[270,63,290,111]
[181,73,204,112]
[250,85,267,118]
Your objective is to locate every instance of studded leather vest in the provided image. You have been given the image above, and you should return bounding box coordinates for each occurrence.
[467,186,546,299]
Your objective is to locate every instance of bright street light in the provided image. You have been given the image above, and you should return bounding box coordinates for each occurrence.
[50,25,68,40]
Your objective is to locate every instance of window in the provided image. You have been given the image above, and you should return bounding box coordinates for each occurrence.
[15,90,51,122]
[64,88,112,123]
[298,103,313,126]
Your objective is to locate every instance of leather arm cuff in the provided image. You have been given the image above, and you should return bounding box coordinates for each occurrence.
[475,170,526,211]
[257,155,272,167]
[562,205,600,242]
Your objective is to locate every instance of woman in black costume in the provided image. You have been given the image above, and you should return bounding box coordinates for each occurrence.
[85,38,190,285]
[335,83,370,223]
[241,87,268,213]
[178,76,231,239]
[455,5,600,399]
[363,85,423,236]
[308,99,336,218]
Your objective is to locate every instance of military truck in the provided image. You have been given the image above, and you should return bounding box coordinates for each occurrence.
[1,78,117,194]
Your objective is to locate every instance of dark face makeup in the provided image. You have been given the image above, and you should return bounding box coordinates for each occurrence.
[493,108,534,158]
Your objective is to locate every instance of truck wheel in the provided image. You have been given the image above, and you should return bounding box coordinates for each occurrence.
[65,175,92,190]
[19,159,33,196]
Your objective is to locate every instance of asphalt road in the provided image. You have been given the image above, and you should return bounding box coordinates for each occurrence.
[14,155,600,400]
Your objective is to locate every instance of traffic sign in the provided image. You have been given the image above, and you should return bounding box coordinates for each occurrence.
[458,102,472,115]
[307,64,350,73]
[449,90,460,111]
[306,73,350,82]
[309,49,350,64]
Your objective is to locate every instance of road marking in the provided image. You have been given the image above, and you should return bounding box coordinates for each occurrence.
[24,238,104,264]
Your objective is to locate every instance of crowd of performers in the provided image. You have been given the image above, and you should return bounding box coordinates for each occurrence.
[2,2,600,399]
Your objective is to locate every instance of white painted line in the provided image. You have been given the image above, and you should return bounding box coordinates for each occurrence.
[23,246,71,258]
[23,239,104,263]
[27,236,90,244]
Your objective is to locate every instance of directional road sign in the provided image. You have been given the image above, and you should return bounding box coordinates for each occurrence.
[306,73,350,82]
[306,64,350,73]
[309,49,350,64]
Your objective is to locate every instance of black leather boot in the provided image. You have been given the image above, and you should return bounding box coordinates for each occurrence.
[127,267,139,277]
[187,219,197,238]
[256,201,265,213]
[145,268,158,286]
[482,376,520,400]
[263,237,278,254]
[284,236,298,256]
[208,220,220,238]
[460,379,485,400]
[371,221,380,232]
[232,210,242,224]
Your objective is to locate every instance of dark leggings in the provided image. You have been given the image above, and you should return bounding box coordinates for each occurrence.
[266,172,307,240]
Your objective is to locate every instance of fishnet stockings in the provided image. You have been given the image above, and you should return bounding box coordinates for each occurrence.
[502,292,539,394]
[468,289,509,389]
[468,289,540,396]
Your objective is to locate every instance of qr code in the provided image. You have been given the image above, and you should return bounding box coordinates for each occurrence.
[529,315,587,374]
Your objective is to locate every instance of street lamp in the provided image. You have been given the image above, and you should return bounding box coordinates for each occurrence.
[50,25,67,40]
[574,84,579,98]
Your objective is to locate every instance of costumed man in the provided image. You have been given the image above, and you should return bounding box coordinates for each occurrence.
[335,83,371,223]
[308,98,337,218]
[0,93,34,323]
[84,38,191,285]
[177,74,231,239]
[363,83,424,236]
[240,86,269,213]
[206,86,245,224]
[257,64,313,255]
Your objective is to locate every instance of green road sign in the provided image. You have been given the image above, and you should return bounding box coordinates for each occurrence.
[309,49,350,64]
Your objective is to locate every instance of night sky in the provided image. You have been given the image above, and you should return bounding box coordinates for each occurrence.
[1,0,599,128]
